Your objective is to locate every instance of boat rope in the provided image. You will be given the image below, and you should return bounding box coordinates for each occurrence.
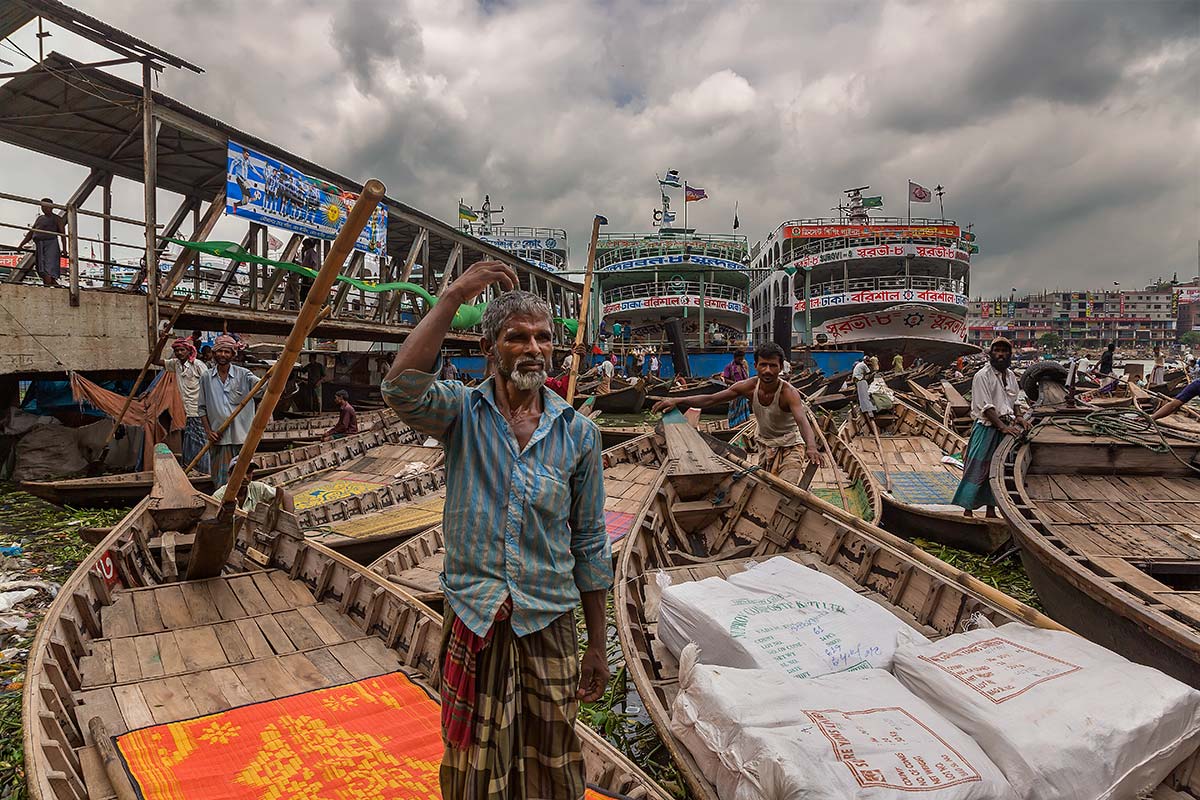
[1031,409,1200,475]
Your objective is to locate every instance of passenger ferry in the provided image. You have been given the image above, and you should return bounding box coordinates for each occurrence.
[748,188,977,364]
[461,195,568,273]
[593,225,749,374]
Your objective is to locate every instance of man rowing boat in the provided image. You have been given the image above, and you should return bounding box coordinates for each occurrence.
[652,342,822,483]
[382,260,611,799]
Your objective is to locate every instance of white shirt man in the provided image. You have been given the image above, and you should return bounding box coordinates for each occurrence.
[597,359,614,379]
[649,355,660,374]
[970,365,1027,425]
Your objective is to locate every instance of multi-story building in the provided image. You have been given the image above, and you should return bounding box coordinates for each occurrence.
[967,286,1179,350]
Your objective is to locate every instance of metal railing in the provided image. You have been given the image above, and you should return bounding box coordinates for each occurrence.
[602,280,747,305]
[595,232,748,271]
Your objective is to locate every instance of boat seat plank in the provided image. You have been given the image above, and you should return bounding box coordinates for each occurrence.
[207,577,248,619]
[138,676,199,725]
[212,621,254,663]
[178,582,223,625]
[155,632,186,673]
[251,571,294,612]
[225,574,273,616]
[132,635,164,679]
[326,640,393,679]
[110,638,141,684]
[129,591,164,634]
[79,641,114,689]
[76,688,126,743]
[303,645,357,684]
[229,658,299,704]
[111,684,155,730]
[100,596,137,638]
[254,613,299,655]
[233,616,275,659]
[176,668,231,716]
[78,745,117,800]
[1156,594,1200,628]
[297,604,347,645]
[268,569,318,606]
[277,651,336,692]
[273,609,327,650]
[152,585,194,630]
[175,626,232,671]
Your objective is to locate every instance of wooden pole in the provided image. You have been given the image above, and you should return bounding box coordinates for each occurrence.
[807,407,849,512]
[142,60,159,351]
[185,306,332,473]
[187,180,386,580]
[566,215,604,404]
[721,449,1065,631]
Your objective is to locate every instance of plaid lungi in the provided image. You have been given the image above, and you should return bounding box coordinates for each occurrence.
[757,442,808,485]
[951,421,1005,510]
[181,417,209,475]
[727,396,751,427]
[439,605,585,800]
[210,443,237,486]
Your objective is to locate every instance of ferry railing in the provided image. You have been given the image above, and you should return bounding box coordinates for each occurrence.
[601,281,747,305]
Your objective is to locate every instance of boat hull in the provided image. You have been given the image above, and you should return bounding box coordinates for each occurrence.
[880,498,1010,554]
[818,303,978,364]
[21,472,214,508]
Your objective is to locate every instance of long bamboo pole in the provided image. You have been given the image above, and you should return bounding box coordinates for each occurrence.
[721,449,1065,630]
[807,407,849,512]
[187,181,386,580]
[566,215,605,404]
[184,306,332,473]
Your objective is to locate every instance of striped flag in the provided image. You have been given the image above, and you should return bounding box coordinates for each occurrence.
[459,202,478,221]
[685,184,708,202]
[659,170,682,188]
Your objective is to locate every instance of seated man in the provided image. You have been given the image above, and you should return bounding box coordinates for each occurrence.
[322,389,359,440]
[212,457,294,513]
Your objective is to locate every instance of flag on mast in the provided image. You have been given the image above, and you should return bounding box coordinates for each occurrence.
[733,201,740,230]
[908,182,932,203]
[458,202,478,221]
[659,170,682,188]
[685,184,708,202]
[661,192,671,209]
[862,196,884,208]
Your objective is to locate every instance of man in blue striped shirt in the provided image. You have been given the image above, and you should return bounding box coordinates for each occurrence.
[382,259,611,799]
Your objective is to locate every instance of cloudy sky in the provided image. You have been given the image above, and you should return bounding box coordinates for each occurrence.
[2,0,1197,297]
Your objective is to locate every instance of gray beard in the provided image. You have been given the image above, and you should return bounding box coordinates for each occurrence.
[508,368,547,391]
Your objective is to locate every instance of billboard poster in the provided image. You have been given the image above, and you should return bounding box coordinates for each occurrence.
[225,142,387,256]
[783,223,960,240]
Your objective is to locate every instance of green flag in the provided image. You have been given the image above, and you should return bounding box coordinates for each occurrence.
[458,203,478,222]
[968,243,979,254]
[862,196,884,208]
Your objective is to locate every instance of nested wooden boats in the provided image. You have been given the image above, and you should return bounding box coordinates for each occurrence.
[993,417,1200,688]
[21,471,214,509]
[256,407,396,449]
[369,433,669,602]
[731,419,881,523]
[23,449,671,800]
[905,378,972,437]
[595,415,743,450]
[250,420,425,476]
[609,431,1200,800]
[838,398,1011,553]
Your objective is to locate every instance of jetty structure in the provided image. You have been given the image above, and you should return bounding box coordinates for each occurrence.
[0,0,581,395]
[459,193,569,274]
[748,186,978,364]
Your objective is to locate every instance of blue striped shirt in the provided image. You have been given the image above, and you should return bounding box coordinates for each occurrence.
[381,368,612,637]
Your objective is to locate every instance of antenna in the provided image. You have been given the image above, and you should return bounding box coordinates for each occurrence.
[844,185,870,196]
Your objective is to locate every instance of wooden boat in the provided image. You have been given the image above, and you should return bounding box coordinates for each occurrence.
[994,416,1200,687]
[838,398,1011,553]
[21,471,214,508]
[644,379,729,415]
[609,425,1200,800]
[731,419,881,523]
[577,378,647,414]
[257,408,396,449]
[1137,383,1200,439]
[23,448,672,800]
[1078,379,1140,409]
[369,433,669,601]
[249,421,425,476]
[595,415,743,450]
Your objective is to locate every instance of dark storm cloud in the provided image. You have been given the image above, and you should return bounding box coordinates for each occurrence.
[5,0,1197,296]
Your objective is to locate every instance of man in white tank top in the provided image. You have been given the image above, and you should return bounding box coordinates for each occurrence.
[651,342,822,484]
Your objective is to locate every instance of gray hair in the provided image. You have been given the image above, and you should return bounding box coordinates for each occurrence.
[480,290,553,344]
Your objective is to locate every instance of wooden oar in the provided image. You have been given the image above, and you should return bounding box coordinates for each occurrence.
[565,214,605,405]
[187,180,386,580]
[865,411,892,492]
[87,298,191,474]
[184,306,332,473]
[807,407,849,512]
[719,449,1066,631]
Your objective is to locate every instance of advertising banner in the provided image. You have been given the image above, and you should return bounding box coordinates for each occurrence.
[783,223,960,240]
[787,243,969,271]
[1176,288,1200,304]
[793,287,968,313]
[602,295,747,316]
[225,141,387,256]
[479,236,561,251]
[599,253,744,272]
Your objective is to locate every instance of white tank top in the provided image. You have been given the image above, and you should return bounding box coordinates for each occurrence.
[752,381,802,447]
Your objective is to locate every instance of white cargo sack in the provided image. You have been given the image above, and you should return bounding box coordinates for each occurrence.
[893,623,1200,800]
[670,645,1018,800]
[657,556,924,678]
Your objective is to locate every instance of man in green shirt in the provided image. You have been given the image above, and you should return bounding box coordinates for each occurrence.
[212,457,294,513]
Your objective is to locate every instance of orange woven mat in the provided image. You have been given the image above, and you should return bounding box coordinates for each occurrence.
[115,671,623,799]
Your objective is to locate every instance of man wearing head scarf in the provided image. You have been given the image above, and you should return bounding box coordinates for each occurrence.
[156,336,210,472]
[198,334,256,484]
[952,337,1030,518]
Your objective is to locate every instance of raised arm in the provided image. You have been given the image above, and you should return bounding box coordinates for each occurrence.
[385,260,517,380]
[650,378,752,414]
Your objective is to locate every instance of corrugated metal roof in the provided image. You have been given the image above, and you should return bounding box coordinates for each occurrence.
[0,54,579,290]
[3,0,201,72]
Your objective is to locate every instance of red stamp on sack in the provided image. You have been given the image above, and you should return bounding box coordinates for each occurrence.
[918,637,1082,703]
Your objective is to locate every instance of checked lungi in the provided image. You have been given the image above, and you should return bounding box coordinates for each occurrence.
[757,442,808,486]
[951,421,1006,511]
[210,443,237,486]
[182,417,209,475]
[439,604,585,800]
[727,396,751,428]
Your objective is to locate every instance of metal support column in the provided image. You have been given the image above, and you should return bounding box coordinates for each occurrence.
[102,175,113,288]
[804,266,813,346]
[66,206,79,306]
[698,272,706,348]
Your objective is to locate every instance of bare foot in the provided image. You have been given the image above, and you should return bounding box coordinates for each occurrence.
[963,509,974,518]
